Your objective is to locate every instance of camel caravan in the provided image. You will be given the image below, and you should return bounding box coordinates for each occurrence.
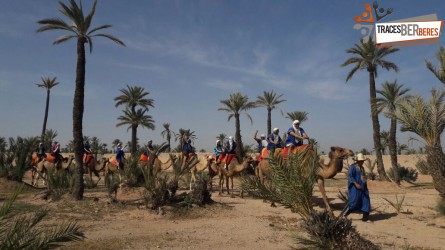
[28,132,354,217]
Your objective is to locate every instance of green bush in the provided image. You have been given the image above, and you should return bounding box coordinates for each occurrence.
[294,210,380,250]
[387,165,418,183]
[5,137,38,182]
[46,169,74,201]
[415,159,429,175]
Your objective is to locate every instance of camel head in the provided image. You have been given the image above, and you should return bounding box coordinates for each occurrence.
[329,146,354,160]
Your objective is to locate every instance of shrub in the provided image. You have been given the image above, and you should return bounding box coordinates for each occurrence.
[0,186,85,249]
[415,159,429,175]
[387,165,418,183]
[46,169,74,201]
[5,137,38,181]
[188,172,213,206]
[294,210,380,250]
[104,172,120,201]
[121,156,143,187]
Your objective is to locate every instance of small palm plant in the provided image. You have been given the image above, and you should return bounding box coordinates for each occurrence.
[383,194,406,213]
[0,186,85,249]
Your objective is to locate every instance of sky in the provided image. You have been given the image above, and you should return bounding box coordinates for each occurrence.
[1,0,445,153]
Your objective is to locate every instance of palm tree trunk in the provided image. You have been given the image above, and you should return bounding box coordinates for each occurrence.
[41,89,50,141]
[426,145,445,197]
[369,71,390,181]
[388,118,400,184]
[267,108,272,135]
[167,134,171,152]
[71,38,86,200]
[234,113,244,157]
[131,125,137,155]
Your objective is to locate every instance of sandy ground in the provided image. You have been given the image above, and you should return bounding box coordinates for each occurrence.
[2,154,445,250]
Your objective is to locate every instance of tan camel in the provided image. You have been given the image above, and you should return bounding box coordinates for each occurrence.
[140,156,174,175]
[218,156,254,197]
[83,156,107,183]
[32,155,74,187]
[205,156,223,192]
[255,146,353,216]
[188,156,209,190]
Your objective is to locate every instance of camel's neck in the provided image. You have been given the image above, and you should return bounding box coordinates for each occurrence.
[234,161,250,172]
[319,156,344,178]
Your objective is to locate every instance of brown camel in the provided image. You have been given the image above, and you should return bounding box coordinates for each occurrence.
[255,146,353,216]
[179,153,206,191]
[32,155,74,187]
[83,156,107,184]
[218,156,254,197]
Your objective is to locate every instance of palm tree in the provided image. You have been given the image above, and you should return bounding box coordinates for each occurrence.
[218,92,257,157]
[35,76,59,142]
[43,129,58,151]
[380,130,389,155]
[341,37,399,182]
[285,111,309,124]
[114,85,154,154]
[256,90,286,135]
[217,133,227,143]
[114,85,154,112]
[116,108,155,154]
[37,0,125,200]
[376,80,410,184]
[396,142,408,155]
[391,90,445,196]
[425,47,445,84]
[161,123,173,151]
[174,128,197,152]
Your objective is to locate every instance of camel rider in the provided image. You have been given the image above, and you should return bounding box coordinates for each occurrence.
[224,136,237,169]
[182,136,194,162]
[253,130,268,160]
[214,140,224,162]
[144,140,155,156]
[51,141,62,164]
[267,128,283,155]
[285,120,309,151]
[37,143,46,161]
[116,143,125,171]
[83,141,93,164]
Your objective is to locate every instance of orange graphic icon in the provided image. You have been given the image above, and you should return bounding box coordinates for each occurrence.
[354,3,374,23]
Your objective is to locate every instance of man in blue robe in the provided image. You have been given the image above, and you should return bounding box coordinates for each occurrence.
[340,153,371,222]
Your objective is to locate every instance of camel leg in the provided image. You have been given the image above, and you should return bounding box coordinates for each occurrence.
[316,177,334,217]
[190,172,195,191]
[225,176,229,195]
[230,177,235,198]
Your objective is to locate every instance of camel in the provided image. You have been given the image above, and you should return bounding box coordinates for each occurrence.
[139,156,173,176]
[255,146,353,216]
[218,156,254,197]
[205,156,224,192]
[83,156,107,184]
[189,156,210,190]
[32,155,74,187]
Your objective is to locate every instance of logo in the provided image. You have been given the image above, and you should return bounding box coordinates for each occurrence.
[353,1,443,47]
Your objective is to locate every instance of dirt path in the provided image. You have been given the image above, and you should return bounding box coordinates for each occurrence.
[2,173,445,249]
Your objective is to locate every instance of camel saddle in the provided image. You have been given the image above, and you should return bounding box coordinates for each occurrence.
[282,144,312,159]
[140,154,149,162]
[45,154,56,163]
[226,154,240,165]
[83,154,94,164]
